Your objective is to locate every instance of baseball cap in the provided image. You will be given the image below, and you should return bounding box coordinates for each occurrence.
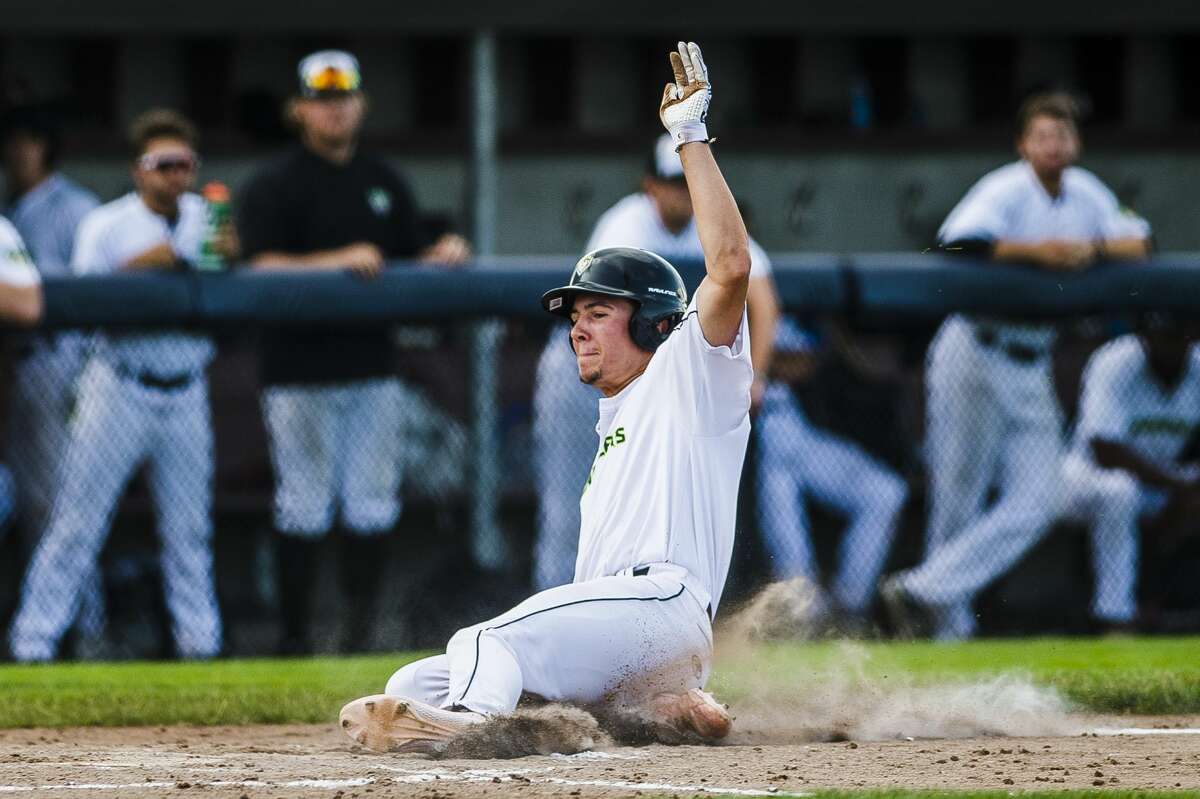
[649,133,685,181]
[298,50,362,98]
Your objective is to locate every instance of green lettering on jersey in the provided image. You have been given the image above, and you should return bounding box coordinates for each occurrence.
[582,426,628,495]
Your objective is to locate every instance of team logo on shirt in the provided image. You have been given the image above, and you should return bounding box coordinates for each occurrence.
[582,426,627,494]
[367,187,392,216]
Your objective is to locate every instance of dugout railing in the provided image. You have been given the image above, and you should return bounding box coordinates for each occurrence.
[1,255,1197,659]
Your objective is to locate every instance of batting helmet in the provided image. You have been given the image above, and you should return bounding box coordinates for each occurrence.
[541,247,688,352]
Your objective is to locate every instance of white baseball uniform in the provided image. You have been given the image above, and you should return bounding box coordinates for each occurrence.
[901,161,1151,640]
[0,216,41,533]
[1061,336,1200,623]
[8,192,222,661]
[387,295,753,715]
[2,176,103,641]
[532,190,770,590]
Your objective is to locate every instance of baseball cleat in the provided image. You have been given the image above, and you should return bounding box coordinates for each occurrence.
[650,688,732,740]
[339,694,485,754]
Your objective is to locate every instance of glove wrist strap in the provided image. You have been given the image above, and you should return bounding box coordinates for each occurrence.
[669,122,711,150]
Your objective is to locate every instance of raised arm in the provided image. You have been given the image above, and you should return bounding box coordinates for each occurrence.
[660,42,751,348]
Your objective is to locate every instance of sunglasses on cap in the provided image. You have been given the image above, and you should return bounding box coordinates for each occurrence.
[138,151,200,174]
[306,65,360,94]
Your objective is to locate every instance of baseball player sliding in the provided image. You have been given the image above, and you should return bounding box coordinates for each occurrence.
[341,41,749,752]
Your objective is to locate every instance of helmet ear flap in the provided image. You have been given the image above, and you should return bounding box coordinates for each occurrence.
[629,311,684,352]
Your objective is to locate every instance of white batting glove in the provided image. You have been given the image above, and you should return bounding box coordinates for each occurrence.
[659,41,712,150]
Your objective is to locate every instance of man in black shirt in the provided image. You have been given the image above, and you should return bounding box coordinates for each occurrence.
[237,49,469,654]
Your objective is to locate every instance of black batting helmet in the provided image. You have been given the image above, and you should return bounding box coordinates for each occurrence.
[541,247,688,352]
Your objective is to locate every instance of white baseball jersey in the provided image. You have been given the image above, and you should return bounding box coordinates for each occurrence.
[587,193,773,278]
[575,297,753,614]
[0,216,40,288]
[72,192,213,378]
[938,161,1152,347]
[1071,335,1200,467]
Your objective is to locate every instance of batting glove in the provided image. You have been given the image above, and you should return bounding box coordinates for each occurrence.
[660,41,712,150]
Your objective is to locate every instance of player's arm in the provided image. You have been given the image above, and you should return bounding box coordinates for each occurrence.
[1090,438,1195,492]
[746,273,780,401]
[0,282,42,325]
[123,241,183,271]
[661,42,751,348]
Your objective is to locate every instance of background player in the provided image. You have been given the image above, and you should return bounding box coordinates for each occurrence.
[1,107,104,654]
[7,109,229,661]
[340,41,750,753]
[1060,313,1200,631]
[532,133,778,592]
[881,92,1152,639]
[237,50,470,655]
[756,317,907,634]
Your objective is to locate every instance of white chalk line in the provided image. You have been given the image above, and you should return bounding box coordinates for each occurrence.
[0,778,372,793]
[1091,727,1200,736]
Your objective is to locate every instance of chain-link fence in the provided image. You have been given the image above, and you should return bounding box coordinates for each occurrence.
[1,261,1198,661]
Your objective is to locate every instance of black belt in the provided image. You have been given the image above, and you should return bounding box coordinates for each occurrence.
[974,328,1046,365]
[631,565,712,618]
[113,363,196,392]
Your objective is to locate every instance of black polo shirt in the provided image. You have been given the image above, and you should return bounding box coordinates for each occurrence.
[237,146,432,386]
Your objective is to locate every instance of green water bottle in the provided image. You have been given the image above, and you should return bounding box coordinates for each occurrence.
[197,181,231,271]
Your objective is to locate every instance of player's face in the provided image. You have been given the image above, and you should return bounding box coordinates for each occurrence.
[132,137,198,203]
[643,177,693,234]
[1018,115,1079,179]
[3,132,50,191]
[294,94,366,145]
[570,295,651,396]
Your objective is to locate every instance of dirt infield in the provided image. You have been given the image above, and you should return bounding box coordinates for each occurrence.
[1,716,1197,797]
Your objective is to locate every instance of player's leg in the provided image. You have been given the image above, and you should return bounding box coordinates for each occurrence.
[444,574,711,713]
[7,361,147,661]
[346,573,716,751]
[917,317,999,638]
[338,378,405,651]
[531,328,598,591]
[1061,456,1140,625]
[754,397,819,585]
[902,381,1062,611]
[797,425,907,616]
[262,384,337,653]
[148,381,222,659]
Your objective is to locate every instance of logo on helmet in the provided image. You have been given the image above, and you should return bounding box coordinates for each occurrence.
[646,286,678,297]
[574,254,594,278]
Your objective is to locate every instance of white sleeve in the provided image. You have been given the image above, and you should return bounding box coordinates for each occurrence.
[748,236,772,279]
[70,211,113,276]
[1075,347,1131,446]
[1097,189,1151,240]
[937,173,1013,244]
[0,218,40,288]
[654,297,754,436]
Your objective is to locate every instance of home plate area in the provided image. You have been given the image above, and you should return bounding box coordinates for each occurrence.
[1,719,1199,797]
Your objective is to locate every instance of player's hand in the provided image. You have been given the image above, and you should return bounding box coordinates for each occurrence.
[660,41,712,150]
[122,241,180,271]
[419,233,472,268]
[212,221,241,262]
[1036,239,1097,271]
[338,241,385,279]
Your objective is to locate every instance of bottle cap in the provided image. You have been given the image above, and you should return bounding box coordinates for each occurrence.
[202,181,230,203]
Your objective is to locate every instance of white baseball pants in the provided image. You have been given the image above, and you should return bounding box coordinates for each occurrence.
[8,358,221,661]
[263,378,405,537]
[1060,454,1164,623]
[531,327,600,591]
[906,316,1063,639]
[3,336,107,640]
[384,564,712,716]
[756,384,906,613]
